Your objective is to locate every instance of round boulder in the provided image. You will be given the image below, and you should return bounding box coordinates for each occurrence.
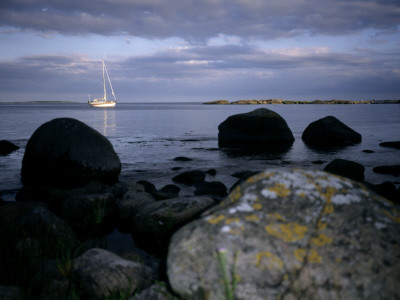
[302,116,361,148]
[21,118,121,188]
[167,168,400,300]
[324,158,365,181]
[218,108,294,149]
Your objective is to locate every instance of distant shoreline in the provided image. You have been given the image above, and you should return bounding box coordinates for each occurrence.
[203,99,400,105]
[0,100,80,104]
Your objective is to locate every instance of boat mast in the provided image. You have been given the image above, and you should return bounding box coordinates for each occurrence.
[102,60,107,101]
[104,62,117,102]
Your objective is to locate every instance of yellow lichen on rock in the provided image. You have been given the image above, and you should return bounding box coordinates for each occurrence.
[207,215,225,224]
[265,222,308,242]
[228,186,242,203]
[225,217,240,224]
[316,219,327,231]
[311,233,333,246]
[245,214,260,222]
[269,183,291,197]
[255,251,283,270]
[252,203,262,210]
[267,213,287,222]
[294,248,322,264]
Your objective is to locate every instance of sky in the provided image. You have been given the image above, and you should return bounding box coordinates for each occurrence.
[0,0,399,103]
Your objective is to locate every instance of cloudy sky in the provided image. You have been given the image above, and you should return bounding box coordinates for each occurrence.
[1,0,399,102]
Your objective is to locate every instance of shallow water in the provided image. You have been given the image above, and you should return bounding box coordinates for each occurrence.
[1,102,400,200]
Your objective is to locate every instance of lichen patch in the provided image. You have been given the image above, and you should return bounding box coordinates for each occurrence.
[265,222,308,242]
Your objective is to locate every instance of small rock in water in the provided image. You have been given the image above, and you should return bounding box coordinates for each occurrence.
[172,170,206,185]
[324,158,365,181]
[373,165,400,176]
[173,156,193,161]
[0,140,19,155]
[379,141,400,150]
[302,116,361,148]
[312,160,325,164]
[363,149,375,153]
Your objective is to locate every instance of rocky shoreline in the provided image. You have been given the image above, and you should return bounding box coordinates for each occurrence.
[203,99,400,105]
[1,110,400,299]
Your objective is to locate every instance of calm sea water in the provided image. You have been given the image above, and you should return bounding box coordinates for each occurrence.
[1,102,400,201]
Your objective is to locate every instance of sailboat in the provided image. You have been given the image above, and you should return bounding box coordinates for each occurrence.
[88,60,117,107]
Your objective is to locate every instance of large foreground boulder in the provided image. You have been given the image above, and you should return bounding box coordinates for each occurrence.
[302,116,361,148]
[21,118,121,188]
[218,108,294,149]
[167,168,400,300]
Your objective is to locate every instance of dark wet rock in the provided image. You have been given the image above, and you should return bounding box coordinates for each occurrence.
[194,181,227,197]
[0,286,23,300]
[137,180,157,193]
[173,156,193,161]
[206,168,217,176]
[117,190,156,233]
[171,166,182,171]
[132,196,215,236]
[218,108,294,149]
[60,193,118,239]
[135,283,176,300]
[167,169,400,300]
[363,149,375,153]
[32,259,71,299]
[0,140,19,156]
[324,158,365,181]
[152,184,181,200]
[0,203,79,259]
[367,181,400,204]
[373,165,400,176]
[172,170,206,185]
[380,141,400,149]
[157,184,181,198]
[312,160,326,164]
[16,180,112,213]
[302,116,361,148]
[21,118,121,188]
[160,184,181,194]
[73,248,154,299]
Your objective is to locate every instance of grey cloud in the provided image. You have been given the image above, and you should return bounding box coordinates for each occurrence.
[1,0,399,41]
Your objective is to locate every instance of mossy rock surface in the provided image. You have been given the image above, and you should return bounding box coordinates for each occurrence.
[167,168,400,300]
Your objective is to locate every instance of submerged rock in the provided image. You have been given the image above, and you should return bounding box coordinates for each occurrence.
[0,140,19,156]
[218,108,294,149]
[302,116,361,148]
[373,165,400,176]
[167,168,400,300]
[172,170,206,185]
[324,158,365,181]
[379,141,400,149]
[21,118,121,188]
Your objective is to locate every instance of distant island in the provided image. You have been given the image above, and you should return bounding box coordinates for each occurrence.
[203,99,400,105]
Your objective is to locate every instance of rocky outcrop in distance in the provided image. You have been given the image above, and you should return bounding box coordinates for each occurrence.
[203,99,400,104]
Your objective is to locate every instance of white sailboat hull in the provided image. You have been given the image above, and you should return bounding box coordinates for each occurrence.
[88,101,116,107]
